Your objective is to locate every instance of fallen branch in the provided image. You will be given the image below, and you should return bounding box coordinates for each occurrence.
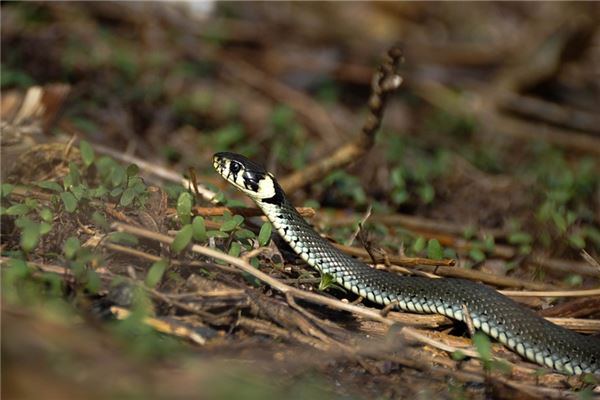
[280,46,404,193]
[192,205,315,218]
[333,243,551,290]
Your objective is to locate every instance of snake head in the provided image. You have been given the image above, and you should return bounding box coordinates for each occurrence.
[213,152,284,204]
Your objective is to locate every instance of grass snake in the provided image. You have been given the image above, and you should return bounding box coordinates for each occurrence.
[213,152,600,375]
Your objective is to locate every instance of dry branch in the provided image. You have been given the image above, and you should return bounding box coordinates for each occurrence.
[279,46,404,193]
[192,206,315,218]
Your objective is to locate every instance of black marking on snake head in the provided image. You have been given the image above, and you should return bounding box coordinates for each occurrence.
[243,178,259,192]
[262,183,284,205]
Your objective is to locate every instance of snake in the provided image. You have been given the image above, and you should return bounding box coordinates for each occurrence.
[213,152,600,375]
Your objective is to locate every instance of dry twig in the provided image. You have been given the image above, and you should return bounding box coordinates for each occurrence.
[280,46,404,193]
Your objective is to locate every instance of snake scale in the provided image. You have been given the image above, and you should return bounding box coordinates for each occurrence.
[213,152,600,375]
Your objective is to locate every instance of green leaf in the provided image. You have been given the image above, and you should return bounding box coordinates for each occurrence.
[24,198,38,209]
[567,234,585,249]
[126,163,139,177]
[582,373,598,385]
[86,269,101,294]
[412,236,426,253]
[64,237,81,260]
[79,140,95,167]
[472,332,492,362]
[318,273,335,291]
[90,185,109,198]
[5,203,31,216]
[390,167,405,188]
[192,216,207,241]
[68,162,81,186]
[70,184,86,201]
[469,248,486,263]
[228,242,241,257]
[7,258,30,278]
[258,222,272,246]
[564,274,582,287]
[462,226,476,240]
[120,187,136,207]
[36,181,63,192]
[60,191,78,212]
[426,239,443,260]
[418,184,435,204]
[108,232,139,245]
[145,259,168,288]
[92,211,108,229]
[483,235,495,252]
[234,228,255,240]
[508,232,532,245]
[584,227,600,246]
[110,187,123,197]
[551,212,567,233]
[176,192,193,225]
[39,208,54,223]
[1,183,14,198]
[220,215,244,232]
[131,180,146,194]
[111,165,126,187]
[39,222,52,235]
[171,224,193,253]
[21,224,40,252]
[451,350,467,361]
[207,230,229,239]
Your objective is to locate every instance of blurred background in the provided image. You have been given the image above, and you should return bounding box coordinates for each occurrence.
[2,2,600,399]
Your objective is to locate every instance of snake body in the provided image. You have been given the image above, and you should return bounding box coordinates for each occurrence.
[213,152,600,375]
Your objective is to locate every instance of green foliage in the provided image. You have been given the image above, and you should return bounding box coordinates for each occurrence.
[384,135,451,206]
[318,273,336,291]
[192,216,208,241]
[508,231,532,255]
[79,140,95,167]
[5,203,31,216]
[426,239,443,260]
[412,236,426,253]
[451,350,467,361]
[171,224,193,253]
[176,192,194,225]
[145,259,169,288]
[220,214,244,232]
[1,63,35,88]
[197,122,258,160]
[1,183,14,198]
[108,232,139,245]
[472,332,492,362]
[15,217,51,252]
[323,170,367,206]
[258,222,272,247]
[228,241,241,257]
[63,237,81,260]
[269,105,312,169]
[35,180,63,192]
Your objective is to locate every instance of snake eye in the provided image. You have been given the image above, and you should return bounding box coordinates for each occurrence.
[230,161,241,173]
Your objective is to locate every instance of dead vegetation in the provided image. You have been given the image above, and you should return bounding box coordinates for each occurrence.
[2,3,600,399]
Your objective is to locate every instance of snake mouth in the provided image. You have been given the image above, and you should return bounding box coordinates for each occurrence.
[212,154,225,175]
